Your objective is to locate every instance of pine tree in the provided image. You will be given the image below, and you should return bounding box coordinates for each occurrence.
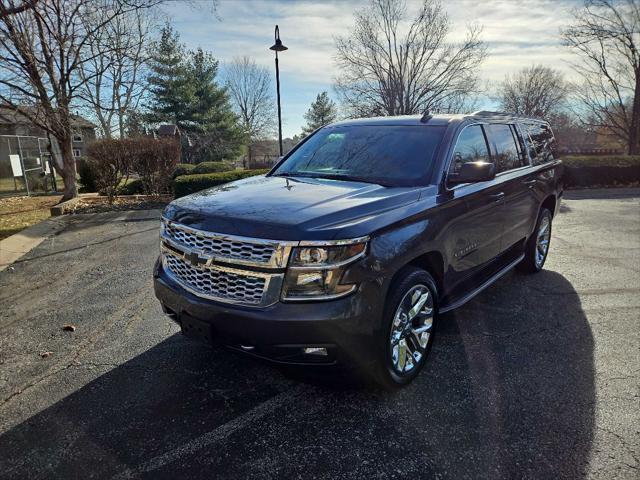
[184,48,242,161]
[146,26,241,162]
[146,24,192,126]
[302,92,338,135]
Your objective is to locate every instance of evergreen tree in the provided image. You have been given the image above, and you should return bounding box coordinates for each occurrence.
[146,26,241,162]
[184,48,242,161]
[146,24,192,126]
[302,92,338,135]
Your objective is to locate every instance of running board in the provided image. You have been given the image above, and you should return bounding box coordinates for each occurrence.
[439,254,525,314]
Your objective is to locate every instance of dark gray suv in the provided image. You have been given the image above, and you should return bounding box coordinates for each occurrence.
[154,111,563,387]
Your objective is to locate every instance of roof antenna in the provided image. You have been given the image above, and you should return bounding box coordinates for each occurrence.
[420,110,432,123]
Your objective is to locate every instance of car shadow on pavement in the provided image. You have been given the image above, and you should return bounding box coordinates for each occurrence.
[0,270,594,479]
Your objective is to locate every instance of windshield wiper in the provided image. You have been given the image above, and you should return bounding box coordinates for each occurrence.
[273,171,392,187]
[304,173,393,187]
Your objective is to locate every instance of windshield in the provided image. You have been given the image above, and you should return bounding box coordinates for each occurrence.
[272,125,445,187]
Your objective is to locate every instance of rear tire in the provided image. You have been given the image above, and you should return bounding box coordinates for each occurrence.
[370,267,438,389]
[518,208,552,273]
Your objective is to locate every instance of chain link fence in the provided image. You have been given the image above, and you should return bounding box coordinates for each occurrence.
[0,135,60,196]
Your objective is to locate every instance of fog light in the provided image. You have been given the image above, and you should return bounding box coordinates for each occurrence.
[303,347,328,356]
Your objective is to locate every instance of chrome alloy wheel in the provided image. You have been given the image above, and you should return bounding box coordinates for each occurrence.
[535,214,551,268]
[389,285,434,374]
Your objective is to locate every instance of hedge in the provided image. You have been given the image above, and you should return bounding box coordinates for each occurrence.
[117,178,144,195]
[172,163,196,179]
[173,169,270,198]
[560,156,640,188]
[191,161,234,174]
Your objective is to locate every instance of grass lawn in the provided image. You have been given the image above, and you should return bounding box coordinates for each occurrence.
[0,176,65,195]
[0,194,61,240]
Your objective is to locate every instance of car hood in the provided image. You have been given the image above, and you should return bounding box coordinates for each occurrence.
[163,175,431,240]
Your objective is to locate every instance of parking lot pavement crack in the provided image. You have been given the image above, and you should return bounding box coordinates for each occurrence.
[596,426,640,464]
[1,363,75,405]
[1,283,152,407]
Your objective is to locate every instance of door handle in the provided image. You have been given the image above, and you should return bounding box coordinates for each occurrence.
[523,179,536,187]
[489,192,505,202]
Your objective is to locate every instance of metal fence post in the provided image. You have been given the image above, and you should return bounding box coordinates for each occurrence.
[16,135,30,196]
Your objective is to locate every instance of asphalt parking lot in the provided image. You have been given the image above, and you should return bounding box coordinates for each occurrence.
[0,189,638,479]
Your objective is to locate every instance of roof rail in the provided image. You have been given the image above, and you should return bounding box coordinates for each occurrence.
[469,110,512,117]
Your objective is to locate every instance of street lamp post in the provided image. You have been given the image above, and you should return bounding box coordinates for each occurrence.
[270,25,287,157]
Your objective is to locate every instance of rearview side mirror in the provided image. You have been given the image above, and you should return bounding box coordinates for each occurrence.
[448,161,496,185]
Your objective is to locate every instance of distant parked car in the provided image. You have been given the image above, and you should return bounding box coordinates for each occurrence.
[154,111,563,388]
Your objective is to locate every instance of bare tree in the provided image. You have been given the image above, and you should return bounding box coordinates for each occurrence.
[0,0,157,200]
[78,6,154,138]
[333,0,486,117]
[225,56,275,166]
[494,65,568,118]
[0,0,37,19]
[562,0,640,154]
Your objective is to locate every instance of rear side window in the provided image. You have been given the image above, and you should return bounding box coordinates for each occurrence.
[484,124,524,173]
[449,125,490,175]
[525,123,556,165]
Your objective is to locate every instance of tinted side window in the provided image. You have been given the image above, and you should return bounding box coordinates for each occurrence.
[526,123,556,165]
[510,125,529,166]
[485,124,522,173]
[449,125,490,175]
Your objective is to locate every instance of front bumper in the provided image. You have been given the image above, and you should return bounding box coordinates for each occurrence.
[153,260,385,367]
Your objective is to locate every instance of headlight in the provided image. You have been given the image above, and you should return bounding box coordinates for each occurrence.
[282,239,368,301]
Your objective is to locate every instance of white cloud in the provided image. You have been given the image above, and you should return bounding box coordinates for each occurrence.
[162,0,582,136]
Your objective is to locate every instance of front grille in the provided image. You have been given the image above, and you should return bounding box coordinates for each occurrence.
[163,222,276,264]
[164,252,267,305]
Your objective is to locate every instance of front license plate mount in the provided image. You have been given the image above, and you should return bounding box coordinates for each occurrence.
[180,314,214,343]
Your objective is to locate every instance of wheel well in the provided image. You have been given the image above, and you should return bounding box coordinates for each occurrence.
[541,195,556,217]
[407,251,444,295]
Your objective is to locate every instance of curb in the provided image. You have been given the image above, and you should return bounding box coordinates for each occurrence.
[50,194,173,216]
[50,197,81,216]
[0,208,163,272]
[0,216,72,272]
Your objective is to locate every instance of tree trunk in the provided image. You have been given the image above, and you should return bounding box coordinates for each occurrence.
[58,137,78,201]
[629,72,640,155]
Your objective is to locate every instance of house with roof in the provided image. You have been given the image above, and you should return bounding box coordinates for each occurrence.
[0,106,97,160]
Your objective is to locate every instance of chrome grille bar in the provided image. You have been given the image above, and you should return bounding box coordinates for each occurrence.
[160,219,292,307]
[161,218,295,269]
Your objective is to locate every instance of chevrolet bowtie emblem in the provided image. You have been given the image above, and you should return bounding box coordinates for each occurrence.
[184,251,206,267]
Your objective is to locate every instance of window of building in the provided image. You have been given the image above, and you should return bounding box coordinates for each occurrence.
[73,133,83,143]
[73,149,81,158]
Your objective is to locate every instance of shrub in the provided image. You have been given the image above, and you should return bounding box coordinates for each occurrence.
[86,139,133,201]
[87,137,180,199]
[76,159,97,193]
[559,155,640,188]
[191,161,234,174]
[560,155,640,168]
[118,178,144,195]
[172,169,270,198]
[172,163,196,179]
[129,137,180,195]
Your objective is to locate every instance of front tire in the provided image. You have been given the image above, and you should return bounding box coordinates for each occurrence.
[518,208,553,273]
[371,267,438,389]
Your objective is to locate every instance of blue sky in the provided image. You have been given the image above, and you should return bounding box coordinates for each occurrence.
[162,0,581,138]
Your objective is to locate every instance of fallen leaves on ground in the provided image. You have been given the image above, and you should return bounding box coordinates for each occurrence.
[0,195,61,240]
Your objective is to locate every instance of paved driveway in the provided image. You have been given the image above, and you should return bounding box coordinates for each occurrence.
[0,190,638,479]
